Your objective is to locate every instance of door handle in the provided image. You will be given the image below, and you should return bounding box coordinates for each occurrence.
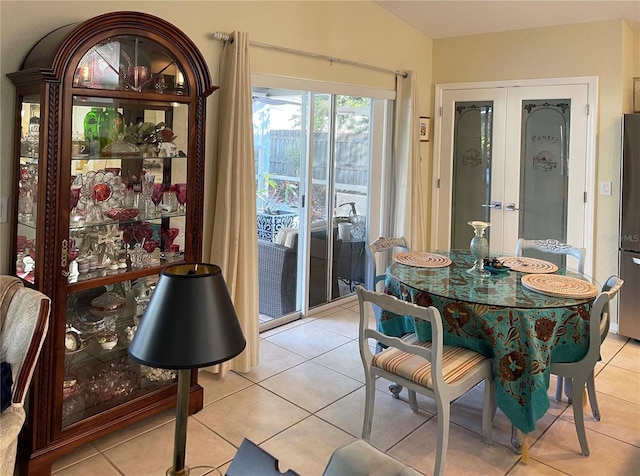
[633,257,640,265]
[505,203,520,211]
[481,201,502,209]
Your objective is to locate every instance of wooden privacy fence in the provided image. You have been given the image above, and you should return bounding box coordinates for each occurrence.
[257,130,369,188]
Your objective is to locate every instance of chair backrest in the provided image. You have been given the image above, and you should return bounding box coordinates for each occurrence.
[356,286,446,391]
[367,237,409,291]
[515,238,585,274]
[599,275,624,344]
[0,284,50,406]
[583,292,611,367]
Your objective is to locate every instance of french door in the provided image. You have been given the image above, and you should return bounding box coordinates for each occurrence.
[433,80,595,271]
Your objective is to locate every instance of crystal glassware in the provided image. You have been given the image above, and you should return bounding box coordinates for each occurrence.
[162,186,178,213]
[141,174,155,217]
[142,239,159,254]
[126,65,149,92]
[160,227,179,253]
[152,183,165,214]
[467,220,491,277]
[175,183,187,212]
[70,185,81,210]
[154,74,167,94]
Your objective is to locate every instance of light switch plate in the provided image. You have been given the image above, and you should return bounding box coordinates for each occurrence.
[599,181,612,196]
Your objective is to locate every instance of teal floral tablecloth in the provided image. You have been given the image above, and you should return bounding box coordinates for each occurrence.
[380,250,595,433]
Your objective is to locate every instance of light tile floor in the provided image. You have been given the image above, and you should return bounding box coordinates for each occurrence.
[51,298,640,475]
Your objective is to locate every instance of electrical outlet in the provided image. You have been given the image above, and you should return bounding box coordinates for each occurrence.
[599,181,612,196]
[0,197,7,223]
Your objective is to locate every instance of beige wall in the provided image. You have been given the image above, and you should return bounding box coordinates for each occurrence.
[0,1,433,274]
[433,20,636,302]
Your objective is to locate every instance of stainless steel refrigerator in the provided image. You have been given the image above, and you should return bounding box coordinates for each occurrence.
[619,114,640,340]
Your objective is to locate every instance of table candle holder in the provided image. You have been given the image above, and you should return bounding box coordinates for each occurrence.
[467,220,491,277]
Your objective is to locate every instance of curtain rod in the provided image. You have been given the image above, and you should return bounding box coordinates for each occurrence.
[210,32,407,78]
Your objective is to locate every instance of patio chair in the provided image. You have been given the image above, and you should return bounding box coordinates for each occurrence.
[0,276,50,476]
[356,286,495,476]
[549,289,612,456]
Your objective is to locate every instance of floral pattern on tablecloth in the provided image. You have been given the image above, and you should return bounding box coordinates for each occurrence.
[380,251,593,434]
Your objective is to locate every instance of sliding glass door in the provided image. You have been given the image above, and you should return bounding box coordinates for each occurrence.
[253,81,389,329]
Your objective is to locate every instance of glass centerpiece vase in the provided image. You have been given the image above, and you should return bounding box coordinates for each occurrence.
[467,220,491,277]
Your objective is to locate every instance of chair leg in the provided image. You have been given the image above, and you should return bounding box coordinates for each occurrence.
[564,376,574,403]
[569,378,590,456]
[555,375,564,401]
[408,390,418,412]
[433,400,451,476]
[434,400,450,476]
[482,379,494,446]
[586,371,600,421]
[362,371,376,440]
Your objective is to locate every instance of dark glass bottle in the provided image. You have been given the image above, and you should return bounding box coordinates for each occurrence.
[83,107,102,156]
[98,108,123,150]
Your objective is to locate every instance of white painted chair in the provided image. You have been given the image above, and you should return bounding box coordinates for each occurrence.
[515,238,588,402]
[356,286,495,476]
[367,236,409,292]
[323,440,421,476]
[515,238,585,274]
[549,289,614,456]
[366,236,410,400]
[557,275,624,421]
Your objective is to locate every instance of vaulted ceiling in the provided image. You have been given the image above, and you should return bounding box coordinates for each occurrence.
[375,1,640,39]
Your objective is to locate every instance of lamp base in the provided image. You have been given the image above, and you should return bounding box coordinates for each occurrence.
[166,466,190,476]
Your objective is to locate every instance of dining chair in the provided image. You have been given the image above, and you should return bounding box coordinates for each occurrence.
[366,237,410,399]
[515,238,585,274]
[367,236,409,292]
[556,275,624,421]
[356,286,495,476]
[549,289,612,456]
[516,238,589,405]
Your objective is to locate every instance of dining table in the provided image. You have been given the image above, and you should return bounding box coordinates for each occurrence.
[379,249,599,446]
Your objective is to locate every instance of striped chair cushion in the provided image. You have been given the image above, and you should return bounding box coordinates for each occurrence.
[372,334,487,388]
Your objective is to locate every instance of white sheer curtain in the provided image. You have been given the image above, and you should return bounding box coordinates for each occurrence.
[204,32,258,374]
[392,71,427,250]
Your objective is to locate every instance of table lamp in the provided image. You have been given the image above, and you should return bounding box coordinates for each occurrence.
[129,263,246,476]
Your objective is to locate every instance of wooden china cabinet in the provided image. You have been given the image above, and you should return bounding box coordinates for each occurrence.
[7,12,216,474]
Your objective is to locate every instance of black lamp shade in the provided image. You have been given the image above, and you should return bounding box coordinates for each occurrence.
[129,263,246,369]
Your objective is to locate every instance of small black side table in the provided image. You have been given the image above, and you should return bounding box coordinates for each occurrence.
[338,240,366,291]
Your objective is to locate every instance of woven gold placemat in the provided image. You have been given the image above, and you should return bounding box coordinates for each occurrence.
[500,256,559,274]
[521,274,598,299]
[393,251,452,268]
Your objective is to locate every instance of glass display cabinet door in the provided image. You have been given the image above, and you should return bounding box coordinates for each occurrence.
[67,97,188,283]
[62,35,191,429]
[16,95,41,285]
[63,102,189,428]
[72,35,188,95]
